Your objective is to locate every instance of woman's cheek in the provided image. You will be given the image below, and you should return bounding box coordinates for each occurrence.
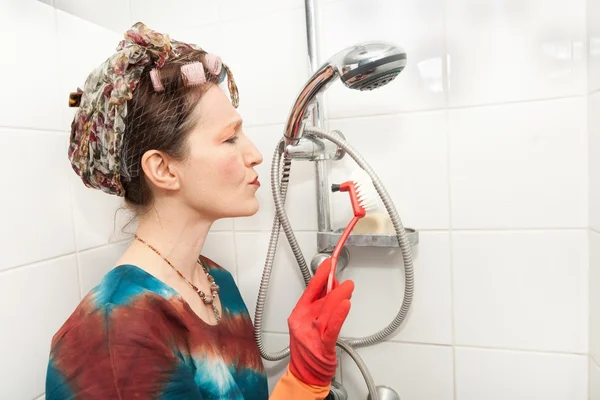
[218,153,246,183]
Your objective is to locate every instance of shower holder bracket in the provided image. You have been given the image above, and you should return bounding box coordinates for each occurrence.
[318,228,419,249]
[284,130,346,161]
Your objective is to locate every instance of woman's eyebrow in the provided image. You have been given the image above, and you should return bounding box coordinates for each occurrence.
[221,118,243,135]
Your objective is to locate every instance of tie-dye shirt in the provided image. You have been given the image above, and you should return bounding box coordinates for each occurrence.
[45,256,269,399]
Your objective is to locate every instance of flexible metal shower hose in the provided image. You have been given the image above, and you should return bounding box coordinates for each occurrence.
[253,127,415,399]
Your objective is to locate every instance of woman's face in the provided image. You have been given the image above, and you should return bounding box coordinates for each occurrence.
[176,85,263,220]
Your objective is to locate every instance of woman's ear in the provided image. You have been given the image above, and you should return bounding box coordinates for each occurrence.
[140,150,181,192]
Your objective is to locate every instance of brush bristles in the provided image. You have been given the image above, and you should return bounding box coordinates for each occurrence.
[351,169,379,211]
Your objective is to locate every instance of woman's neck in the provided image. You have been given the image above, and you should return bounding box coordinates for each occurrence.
[134,203,213,280]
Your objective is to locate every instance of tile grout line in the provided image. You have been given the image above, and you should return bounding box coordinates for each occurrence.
[327,93,587,125]
[0,240,132,276]
[441,0,458,396]
[336,337,590,357]
[443,17,460,400]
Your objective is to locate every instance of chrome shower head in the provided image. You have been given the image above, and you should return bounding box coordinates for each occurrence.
[334,42,407,91]
[284,42,407,144]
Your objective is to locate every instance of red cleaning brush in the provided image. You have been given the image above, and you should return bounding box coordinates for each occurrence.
[327,169,379,294]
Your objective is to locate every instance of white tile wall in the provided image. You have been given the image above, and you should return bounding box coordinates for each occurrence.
[219,8,309,127]
[330,111,449,230]
[342,342,455,400]
[455,347,588,400]
[453,230,588,353]
[0,0,62,131]
[77,241,130,296]
[449,98,588,229]
[318,0,446,118]
[340,232,453,346]
[0,256,80,400]
[591,92,600,232]
[590,1,600,393]
[592,359,600,400]
[130,0,218,33]
[218,0,303,22]
[69,172,137,251]
[261,332,291,392]
[56,10,123,132]
[592,224,600,366]
[447,0,586,107]
[169,24,224,55]
[235,231,316,332]
[0,129,76,271]
[590,0,600,93]
[55,0,131,33]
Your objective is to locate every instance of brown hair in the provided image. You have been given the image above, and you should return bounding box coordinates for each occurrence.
[120,49,222,214]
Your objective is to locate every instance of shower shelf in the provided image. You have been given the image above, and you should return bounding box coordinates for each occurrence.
[318,228,419,248]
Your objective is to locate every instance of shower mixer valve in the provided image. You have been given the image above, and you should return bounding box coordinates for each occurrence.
[284,128,346,161]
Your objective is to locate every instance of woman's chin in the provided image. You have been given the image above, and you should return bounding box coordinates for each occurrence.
[231,197,260,218]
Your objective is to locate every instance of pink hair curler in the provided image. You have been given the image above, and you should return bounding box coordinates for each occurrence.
[181,62,207,87]
[149,68,165,92]
[204,54,223,76]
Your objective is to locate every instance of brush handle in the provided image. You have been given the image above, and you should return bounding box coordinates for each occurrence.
[327,215,361,294]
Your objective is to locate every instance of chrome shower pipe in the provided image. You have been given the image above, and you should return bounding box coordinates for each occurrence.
[303,0,332,251]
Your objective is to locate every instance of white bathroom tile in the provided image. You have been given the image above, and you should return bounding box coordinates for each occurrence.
[590,93,600,232]
[235,231,317,333]
[77,241,131,296]
[218,0,303,22]
[340,232,452,346]
[589,0,600,93]
[70,172,232,251]
[202,232,237,282]
[455,347,588,400]
[591,231,600,364]
[0,129,76,271]
[450,98,587,229]
[342,342,454,400]
[233,124,318,232]
[592,359,600,400]
[0,255,80,400]
[318,0,446,118]
[330,111,449,230]
[169,24,223,55]
[69,171,137,251]
[260,332,291,393]
[130,0,218,33]
[57,10,123,132]
[55,0,132,33]
[219,9,309,127]
[447,0,586,106]
[453,230,588,353]
[35,395,46,400]
[0,0,62,130]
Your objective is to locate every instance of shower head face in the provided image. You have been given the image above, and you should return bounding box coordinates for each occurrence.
[333,42,407,91]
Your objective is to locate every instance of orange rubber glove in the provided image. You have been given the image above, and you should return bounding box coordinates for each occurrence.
[287,257,354,387]
[270,366,332,399]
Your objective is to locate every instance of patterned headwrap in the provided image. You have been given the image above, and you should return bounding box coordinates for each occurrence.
[68,22,239,197]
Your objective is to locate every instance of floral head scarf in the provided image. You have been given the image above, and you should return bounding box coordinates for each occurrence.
[68,22,239,197]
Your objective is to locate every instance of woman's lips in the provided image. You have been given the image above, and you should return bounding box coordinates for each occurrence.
[250,177,260,187]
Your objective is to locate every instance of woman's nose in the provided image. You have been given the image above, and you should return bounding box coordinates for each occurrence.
[246,138,263,167]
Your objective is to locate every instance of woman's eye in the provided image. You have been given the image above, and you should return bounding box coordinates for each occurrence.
[225,136,239,144]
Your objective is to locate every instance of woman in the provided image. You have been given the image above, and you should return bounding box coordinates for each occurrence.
[46,22,354,399]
